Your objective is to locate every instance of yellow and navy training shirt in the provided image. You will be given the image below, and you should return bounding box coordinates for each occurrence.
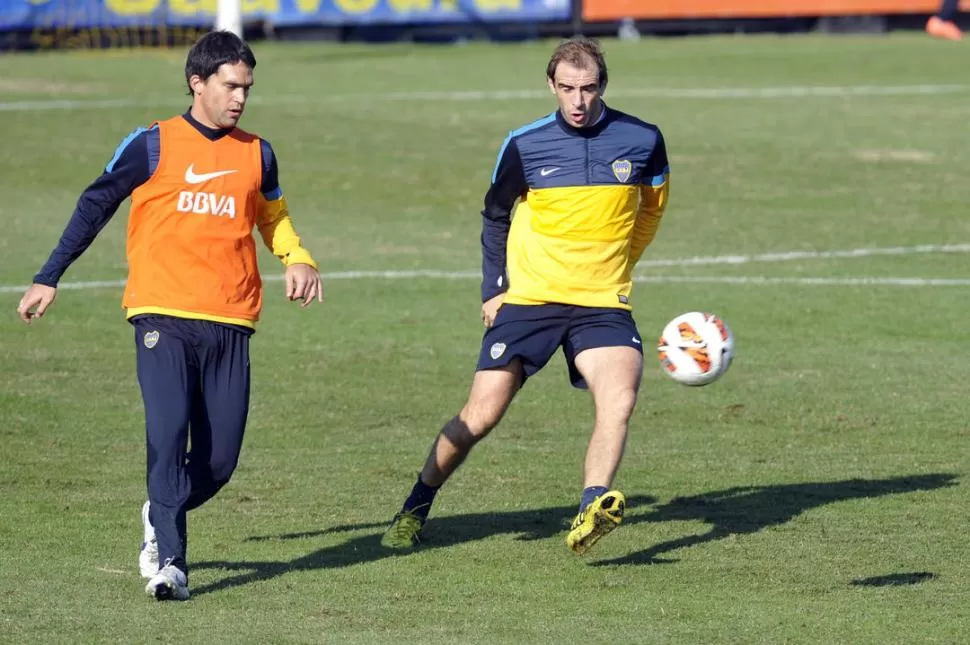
[481,105,669,311]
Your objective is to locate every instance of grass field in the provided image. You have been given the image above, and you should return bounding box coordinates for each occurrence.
[1,33,969,644]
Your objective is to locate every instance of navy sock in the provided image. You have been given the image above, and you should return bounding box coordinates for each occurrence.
[580,486,609,513]
[401,474,439,521]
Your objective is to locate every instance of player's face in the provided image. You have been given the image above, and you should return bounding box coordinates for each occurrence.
[190,62,253,129]
[548,59,604,128]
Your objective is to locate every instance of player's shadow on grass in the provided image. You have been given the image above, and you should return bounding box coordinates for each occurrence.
[850,572,936,587]
[190,494,657,597]
[191,473,955,595]
[591,473,957,567]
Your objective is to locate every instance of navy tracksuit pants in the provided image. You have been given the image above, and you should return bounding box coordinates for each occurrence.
[132,315,252,575]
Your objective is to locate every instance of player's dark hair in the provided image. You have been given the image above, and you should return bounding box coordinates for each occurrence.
[546,36,608,88]
[184,30,257,95]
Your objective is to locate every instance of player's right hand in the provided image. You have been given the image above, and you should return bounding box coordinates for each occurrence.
[481,293,505,328]
[17,284,57,324]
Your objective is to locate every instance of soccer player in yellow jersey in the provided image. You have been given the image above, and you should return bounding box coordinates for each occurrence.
[382,36,670,554]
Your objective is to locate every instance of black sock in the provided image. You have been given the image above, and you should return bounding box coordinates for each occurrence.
[401,474,439,521]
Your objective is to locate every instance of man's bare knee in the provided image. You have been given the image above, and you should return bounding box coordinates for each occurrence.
[439,415,479,452]
[457,398,505,439]
[594,386,639,426]
[458,364,521,435]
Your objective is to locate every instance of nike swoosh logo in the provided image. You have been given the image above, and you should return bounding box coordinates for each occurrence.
[539,167,560,177]
[184,164,238,184]
[632,337,642,344]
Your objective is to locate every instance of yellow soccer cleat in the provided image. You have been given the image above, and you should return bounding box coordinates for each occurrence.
[566,490,625,555]
[380,509,426,550]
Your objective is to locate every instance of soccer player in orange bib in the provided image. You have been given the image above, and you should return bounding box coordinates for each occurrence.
[381,37,670,555]
[16,31,322,601]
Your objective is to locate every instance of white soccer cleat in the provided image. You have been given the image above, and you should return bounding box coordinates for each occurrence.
[139,501,159,579]
[145,563,189,601]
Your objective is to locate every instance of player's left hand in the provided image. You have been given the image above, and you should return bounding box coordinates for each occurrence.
[284,263,323,308]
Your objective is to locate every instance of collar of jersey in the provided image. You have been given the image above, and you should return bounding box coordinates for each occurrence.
[554,103,611,138]
[181,109,234,141]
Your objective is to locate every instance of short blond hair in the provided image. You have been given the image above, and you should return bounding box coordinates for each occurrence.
[546,36,608,87]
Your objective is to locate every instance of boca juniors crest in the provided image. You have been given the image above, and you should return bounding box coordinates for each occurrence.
[611,160,632,183]
[143,331,159,349]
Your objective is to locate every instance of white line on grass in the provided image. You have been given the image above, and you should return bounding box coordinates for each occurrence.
[4,274,970,295]
[0,84,965,112]
[0,98,148,112]
[637,243,970,267]
[636,276,970,286]
[2,243,969,294]
[370,84,968,102]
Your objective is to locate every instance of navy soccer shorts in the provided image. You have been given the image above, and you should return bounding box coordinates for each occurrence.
[476,303,644,389]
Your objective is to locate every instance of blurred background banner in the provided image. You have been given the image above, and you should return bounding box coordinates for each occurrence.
[0,0,572,29]
[583,0,970,21]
